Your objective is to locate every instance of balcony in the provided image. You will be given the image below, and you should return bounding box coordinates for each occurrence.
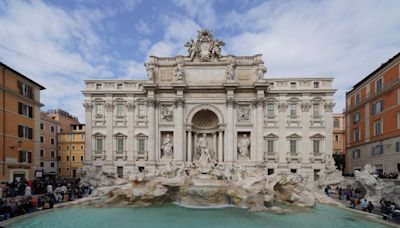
[93,150,106,160]
[286,152,302,163]
[310,153,325,162]
[264,152,279,162]
[114,151,127,161]
[135,151,148,161]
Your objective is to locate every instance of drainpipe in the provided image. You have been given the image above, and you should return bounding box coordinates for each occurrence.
[2,66,6,176]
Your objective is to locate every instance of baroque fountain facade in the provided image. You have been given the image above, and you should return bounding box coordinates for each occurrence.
[80,30,342,209]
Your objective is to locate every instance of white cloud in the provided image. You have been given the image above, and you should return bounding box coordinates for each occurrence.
[173,0,216,28]
[223,0,400,112]
[147,18,200,57]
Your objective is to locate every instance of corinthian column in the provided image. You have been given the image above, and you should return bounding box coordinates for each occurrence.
[82,101,93,165]
[225,98,236,162]
[147,98,157,161]
[174,98,185,162]
[254,98,265,162]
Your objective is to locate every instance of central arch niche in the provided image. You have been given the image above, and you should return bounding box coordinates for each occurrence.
[191,110,219,130]
[186,107,224,163]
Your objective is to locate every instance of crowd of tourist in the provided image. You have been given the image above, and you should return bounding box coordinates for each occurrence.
[376,172,399,179]
[0,177,92,222]
[329,185,400,223]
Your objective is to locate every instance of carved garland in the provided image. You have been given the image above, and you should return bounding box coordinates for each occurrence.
[252,98,265,108]
[278,102,288,112]
[125,102,135,112]
[147,98,159,108]
[324,102,335,112]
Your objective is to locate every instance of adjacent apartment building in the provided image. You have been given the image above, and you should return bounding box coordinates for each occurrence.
[0,62,45,182]
[39,112,60,177]
[58,124,85,177]
[345,52,400,174]
[333,113,345,171]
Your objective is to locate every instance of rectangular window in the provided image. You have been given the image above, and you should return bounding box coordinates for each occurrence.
[117,138,124,154]
[80,156,84,161]
[18,102,33,118]
[334,119,340,128]
[66,156,70,161]
[267,104,274,118]
[40,136,44,143]
[374,120,382,136]
[18,81,33,99]
[40,162,43,167]
[353,112,360,123]
[354,128,360,141]
[72,156,75,161]
[116,104,124,117]
[267,140,274,154]
[372,100,383,115]
[313,103,320,117]
[18,125,33,139]
[96,138,103,154]
[138,104,146,117]
[51,163,54,168]
[57,156,61,161]
[18,151,31,163]
[117,166,123,178]
[80,145,84,150]
[313,140,320,155]
[40,123,44,130]
[313,82,319,88]
[95,104,104,118]
[372,143,383,156]
[40,149,44,157]
[289,104,297,118]
[50,138,55,145]
[396,142,400,152]
[352,149,361,158]
[51,151,55,158]
[50,126,55,133]
[355,94,361,105]
[376,78,382,92]
[138,139,145,154]
[290,140,297,155]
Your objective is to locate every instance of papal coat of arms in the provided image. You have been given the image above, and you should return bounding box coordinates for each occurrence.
[185,29,225,62]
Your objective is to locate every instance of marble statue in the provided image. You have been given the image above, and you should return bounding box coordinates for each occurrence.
[160,105,173,122]
[144,63,154,80]
[226,63,235,80]
[238,134,250,159]
[184,29,225,62]
[174,63,184,81]
[161,134,173,159]
[184,39,197,61]
[196,134,212,164]
[257,62,267,80]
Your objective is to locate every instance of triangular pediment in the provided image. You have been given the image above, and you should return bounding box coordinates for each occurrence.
[310,133,324,139]
[287,133,302,139]
[265,133,279,139]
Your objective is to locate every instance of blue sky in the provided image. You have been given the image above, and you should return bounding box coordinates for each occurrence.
[0,0,399,121]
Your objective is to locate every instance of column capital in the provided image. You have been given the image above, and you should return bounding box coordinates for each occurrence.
[174,97,185,108]
[225,98,237,107]
[147,98,159,108]
[104,102,114,112]
[126,102,135,112]
[301,102,311,112]
[82,102,93,112]
[324,102,335,112]
[252,98,265,108]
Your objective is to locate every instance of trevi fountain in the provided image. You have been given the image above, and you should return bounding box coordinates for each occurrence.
[4,30,399,227]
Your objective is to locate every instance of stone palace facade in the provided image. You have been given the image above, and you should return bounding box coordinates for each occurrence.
[82,30,336,183]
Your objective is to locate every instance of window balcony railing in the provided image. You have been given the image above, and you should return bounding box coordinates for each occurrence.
[264,152,278,162]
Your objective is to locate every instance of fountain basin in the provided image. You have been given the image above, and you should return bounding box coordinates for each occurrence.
[4,204,390,228]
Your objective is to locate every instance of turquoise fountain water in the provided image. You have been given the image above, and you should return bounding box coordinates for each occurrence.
[8,204,388,228]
